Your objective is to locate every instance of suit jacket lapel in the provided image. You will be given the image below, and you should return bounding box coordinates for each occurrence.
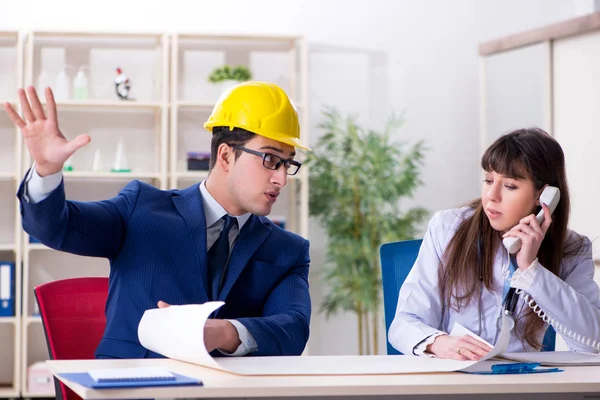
[218,215,271,301]
[172,184,210,302]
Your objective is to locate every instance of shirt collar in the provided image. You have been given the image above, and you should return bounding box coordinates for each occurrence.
[199,180,251,230]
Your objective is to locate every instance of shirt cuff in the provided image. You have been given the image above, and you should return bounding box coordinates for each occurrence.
[510,258,539,290]
[414,332,446,357]
[218,320,258,357]
[25,163,63,204]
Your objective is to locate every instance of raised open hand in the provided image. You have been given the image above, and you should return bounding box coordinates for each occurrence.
[3,86,90,176]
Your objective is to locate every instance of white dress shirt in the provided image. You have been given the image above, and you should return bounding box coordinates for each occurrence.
[198,180,257,355]
[25,166,258,356]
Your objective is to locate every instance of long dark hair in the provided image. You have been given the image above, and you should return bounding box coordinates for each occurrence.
[439,127,582,349]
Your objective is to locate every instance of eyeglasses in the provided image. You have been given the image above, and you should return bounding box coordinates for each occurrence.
[232,145,302,176]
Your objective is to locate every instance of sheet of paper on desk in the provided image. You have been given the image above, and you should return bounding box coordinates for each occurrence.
[500,351,600,366]
[217,355,479,375]
[449,318,600,366]
[447,313,512,362]
[217,317,505,375]
[205,317,507,375]
[137,302,516,376]
[138,301,226,371]
[450,322,493,348]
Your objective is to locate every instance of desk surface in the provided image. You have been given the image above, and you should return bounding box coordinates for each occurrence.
[47,357,600,399]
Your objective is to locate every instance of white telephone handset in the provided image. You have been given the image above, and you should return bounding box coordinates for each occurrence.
[502,186,561,254]
[500,185,600,354]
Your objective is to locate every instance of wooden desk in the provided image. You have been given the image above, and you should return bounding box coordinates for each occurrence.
[47,357,600,400]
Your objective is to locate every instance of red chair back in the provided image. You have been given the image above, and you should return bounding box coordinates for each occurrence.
[34,277,108,400]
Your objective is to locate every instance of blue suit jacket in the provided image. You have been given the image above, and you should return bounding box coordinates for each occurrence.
[18,177,311,358]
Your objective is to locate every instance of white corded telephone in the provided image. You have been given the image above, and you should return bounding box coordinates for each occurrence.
[501,185,600,354]
[516,288,600,354]
[502,185,561,254]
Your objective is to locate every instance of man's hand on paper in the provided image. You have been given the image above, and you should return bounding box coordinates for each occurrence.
[426,334,492,361]
[157,301,241,353]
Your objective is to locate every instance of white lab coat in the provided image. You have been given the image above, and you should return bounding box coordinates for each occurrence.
[388,207,600,355]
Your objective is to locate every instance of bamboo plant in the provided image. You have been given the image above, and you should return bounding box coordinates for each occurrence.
[306,107,428,355]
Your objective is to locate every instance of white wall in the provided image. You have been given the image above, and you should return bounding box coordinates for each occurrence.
[0,0,595,355]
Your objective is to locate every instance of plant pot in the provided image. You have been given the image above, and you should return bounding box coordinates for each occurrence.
[219,79,239,93]
[212,80,240,103]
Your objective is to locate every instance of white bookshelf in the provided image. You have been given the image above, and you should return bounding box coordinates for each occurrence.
[173,170,210,181]
[173,101,215,109]
[0,244,16,252]
[0,387,19,400]
[0,317,17,325]
[24,243,51,252]
[0,31,23,397]
[63,171,162,180]
[0,29,23,399]
[54,100,161,109]
[19,30,170,397]
[25,316,42,326]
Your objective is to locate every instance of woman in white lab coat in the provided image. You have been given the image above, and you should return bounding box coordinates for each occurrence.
[388,128,600,360]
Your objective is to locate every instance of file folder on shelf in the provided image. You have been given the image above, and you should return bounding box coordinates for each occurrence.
[0,262,15,317]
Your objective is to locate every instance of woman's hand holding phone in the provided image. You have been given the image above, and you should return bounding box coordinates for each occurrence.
[502,203,553,270]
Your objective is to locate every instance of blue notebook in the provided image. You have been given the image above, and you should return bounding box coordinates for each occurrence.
[59,369,202,389]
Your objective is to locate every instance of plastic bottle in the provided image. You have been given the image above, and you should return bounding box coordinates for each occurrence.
[36,70,51,92]
[91,149,103,172]
[63,156,73,172]
[111,137,131,172]
[73,67,88,100]
[54,69,70,101]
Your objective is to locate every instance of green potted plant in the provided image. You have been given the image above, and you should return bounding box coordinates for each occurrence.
[208,64,252,91]
[306,107,428,355]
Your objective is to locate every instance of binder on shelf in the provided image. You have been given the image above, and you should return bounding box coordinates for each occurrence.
[0,262,15,317]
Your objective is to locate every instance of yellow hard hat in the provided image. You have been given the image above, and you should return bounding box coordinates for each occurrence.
[204,81,310,151]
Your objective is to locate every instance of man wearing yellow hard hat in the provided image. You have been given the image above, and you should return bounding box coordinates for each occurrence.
[7,81,311,359]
